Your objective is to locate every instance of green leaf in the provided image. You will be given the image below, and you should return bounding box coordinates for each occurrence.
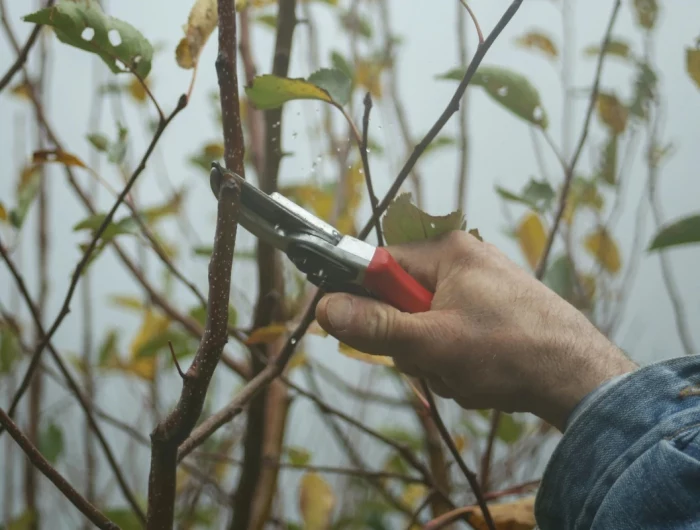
[381,193,466,246]
[86,133,109,152]
[107,124,128,165]
[73,213,138,242]
[23,0,153,78]
[422,135,456,155]
[340,10,372,39]
[583,38,632,60]
[38,422,63,464]
[308,68,352,106]
[496,413,524,444]
[255,14,277,29]
[0,510,36,530]
[98,329,120,366]
[447,65,548,128]
[102,508,141,530]
[496,178,555,213]
[435,67,464,82]
[648,214,700,251]
[544,254,574,294]
[286,446,311,466]
[330,51,354,80]
[9,166,41,229]
[630,62,657,119]
[0,328,20,374]
[245,74,333,110]
[597,133,618,185]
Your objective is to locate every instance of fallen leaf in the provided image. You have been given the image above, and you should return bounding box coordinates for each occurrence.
[596,92,627,134]
[466,496,536,530]
[32,149,87,168]
[245,323,288,345]
[245,74,332,110]
[382,193,466,246]
[514,31,558,59]
[516,212,546,270]
[584,228,621,274]
[24,1,153,78]
[338,342,394,367]
[175,0,217,69]
[299,472,335,530]
[648,213,700,252]
[686,48,700,90]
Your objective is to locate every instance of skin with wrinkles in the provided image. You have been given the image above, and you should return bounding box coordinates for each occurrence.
[315,231,637,431]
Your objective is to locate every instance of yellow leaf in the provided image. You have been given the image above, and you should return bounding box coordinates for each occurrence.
[109,295,144,312]
[686,48,700,89]
[203,142,225,158]
[563,178,604,224]
[176,0,218,69]
[245,75,333,110]
[32,149,87,169]
[584,228,621,275]
[516,212,546,270]
[287,351,308,372]
[299,472,335,530]
[10,80,33,100]
[245,323,288,345]
[355,60,382,98]
[454,434,467,453]
[127,76,150,103]
[514,31,558,58]
[126,310,171,381]
[466,496,536,530]
[401,484,428,509]
[0,202,7,222]
[338,342,394,367]
[596,92,628,134]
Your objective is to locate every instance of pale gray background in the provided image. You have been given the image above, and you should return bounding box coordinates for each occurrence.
[1,0,699,527]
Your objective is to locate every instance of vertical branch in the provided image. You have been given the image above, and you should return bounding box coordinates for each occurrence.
[230,1,297,529]
[360,93,384,246]
[146,178,241,529]
[455,0,470,212]
[0,408,118,530]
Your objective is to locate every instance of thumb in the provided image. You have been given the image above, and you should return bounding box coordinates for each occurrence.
[315,293,427,357]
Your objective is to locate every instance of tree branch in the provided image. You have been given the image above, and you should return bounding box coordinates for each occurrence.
[0,408,118,530]
[419,380,495,530]
[359,0,524,240]
[146,177,241,529]
[534,0,621,277]
[360,92,384,245]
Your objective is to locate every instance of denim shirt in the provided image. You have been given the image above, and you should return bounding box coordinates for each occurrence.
[535,355,700,529]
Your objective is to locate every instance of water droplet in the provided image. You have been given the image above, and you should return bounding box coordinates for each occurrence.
[366,148,371,153]
[430,222,436,228]
[497,86,508,97]
[290,338,297,345]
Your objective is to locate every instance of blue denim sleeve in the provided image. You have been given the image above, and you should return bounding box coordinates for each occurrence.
[535,354,700,529]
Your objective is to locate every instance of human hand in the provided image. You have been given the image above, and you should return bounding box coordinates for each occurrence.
[315,231,637,431]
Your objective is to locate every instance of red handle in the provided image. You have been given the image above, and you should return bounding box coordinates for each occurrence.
[362,247,433,313]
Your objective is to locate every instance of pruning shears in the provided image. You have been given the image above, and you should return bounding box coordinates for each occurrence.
[209,163,433,314]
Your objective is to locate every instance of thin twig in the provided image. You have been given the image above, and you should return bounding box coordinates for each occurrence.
[535,0,621,278]
[360,92,384,245]
[0,0,55,92]
[480,410,500,491]
[0,239,147,523]
[359,0,525,240]
[419,380,495,530]
[459,0,484,44]
[455,0,470,211]
[7,95,188,417]
[168,341,186,379]
[0,408,118,530]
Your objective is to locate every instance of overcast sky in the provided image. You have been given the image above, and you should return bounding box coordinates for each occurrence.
[1,0,699,526]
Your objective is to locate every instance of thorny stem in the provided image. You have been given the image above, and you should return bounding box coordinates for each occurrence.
[535,0,621,278]
[359,0,525,240]
[420,380,496,530]
[0,408,118,530]
[360,93,384,245]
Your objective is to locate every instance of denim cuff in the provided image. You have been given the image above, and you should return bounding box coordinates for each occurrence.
[535,355,700,529]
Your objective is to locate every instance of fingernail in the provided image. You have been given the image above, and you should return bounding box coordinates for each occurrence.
[325,295,354,333]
